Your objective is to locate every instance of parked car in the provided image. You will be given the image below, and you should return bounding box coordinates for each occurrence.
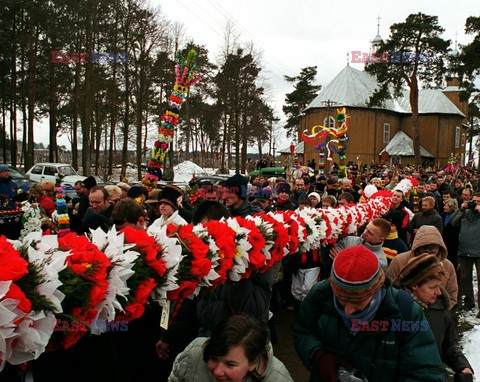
[248,167,286,179]
[7,165,36,191]
[25,163,85,188]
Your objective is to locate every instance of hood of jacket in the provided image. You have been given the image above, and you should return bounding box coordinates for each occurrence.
[411,225,447,262]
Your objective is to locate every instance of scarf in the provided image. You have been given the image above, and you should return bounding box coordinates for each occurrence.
[408,290,429,309]
[334,287,387,336]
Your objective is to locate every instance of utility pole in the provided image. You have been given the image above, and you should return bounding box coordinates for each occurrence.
[321,99,338,174]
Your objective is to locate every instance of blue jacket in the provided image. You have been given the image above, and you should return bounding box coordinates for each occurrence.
[0,176,18,202]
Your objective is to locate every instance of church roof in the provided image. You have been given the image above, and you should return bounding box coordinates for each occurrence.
[380,130,433,158]
[305,66,465,117]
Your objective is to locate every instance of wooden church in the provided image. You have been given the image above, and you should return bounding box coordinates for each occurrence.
[299,28,468,167]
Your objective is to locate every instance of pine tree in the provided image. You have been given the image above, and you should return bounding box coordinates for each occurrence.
[282,66,321,139]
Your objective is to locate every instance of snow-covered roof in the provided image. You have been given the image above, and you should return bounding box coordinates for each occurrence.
[279,141,304,154]
[396,89,465,116]
[380,130,433,158]
[305,66,465,117]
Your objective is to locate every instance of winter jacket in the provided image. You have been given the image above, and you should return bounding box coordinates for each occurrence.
[293,280,444,382]
[0,176,18,204]
[383,232,409,264]
[337,235,388,269]
[409,208,443,235]
[423,288,472,374]
[387,225,458,307]
[37,195,55,217]
[147,209,187,233]
[454,208,480,257]
[168,337,293,382]
[229,199,262,218]
[442,210,461,269]
[273,199,297,212]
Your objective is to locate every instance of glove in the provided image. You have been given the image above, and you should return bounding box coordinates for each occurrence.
[313,350,353,382]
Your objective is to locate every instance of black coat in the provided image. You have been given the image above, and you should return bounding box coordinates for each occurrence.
[424,289,471,373]
[442,211,461,269]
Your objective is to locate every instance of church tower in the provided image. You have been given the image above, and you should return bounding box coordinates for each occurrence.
[371,16,383,53]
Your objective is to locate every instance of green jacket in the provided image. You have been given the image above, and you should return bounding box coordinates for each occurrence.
[293,280,445,382]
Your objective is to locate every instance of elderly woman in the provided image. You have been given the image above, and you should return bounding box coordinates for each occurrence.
[442,198,462,271]
[168,314,293,382]
[396,254,474,381]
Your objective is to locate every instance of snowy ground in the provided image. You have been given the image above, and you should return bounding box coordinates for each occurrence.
[459,269,480,373]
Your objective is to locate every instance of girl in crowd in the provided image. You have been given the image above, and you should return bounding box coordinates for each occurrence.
[168,314,293,382]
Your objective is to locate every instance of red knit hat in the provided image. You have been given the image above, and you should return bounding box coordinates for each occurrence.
[330,245,385,302]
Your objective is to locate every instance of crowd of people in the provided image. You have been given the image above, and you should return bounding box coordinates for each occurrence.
[0,160,480,381]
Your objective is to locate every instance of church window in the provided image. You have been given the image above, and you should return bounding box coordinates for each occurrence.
[455,126,460,148]
[383,123,390,143]
[324,116,335,128]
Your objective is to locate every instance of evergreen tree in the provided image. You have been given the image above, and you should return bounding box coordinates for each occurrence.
[282,66,321,139]
[365,13,450,165]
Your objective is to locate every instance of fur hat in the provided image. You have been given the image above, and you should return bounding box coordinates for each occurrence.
[0,164,9,173]
[116,182,131,192]
[330,245,385,303]
[276,182,291,195]
[41,181,55,194]
[82,176,97,190]
[127,186,148,199]
[223,174,248,200]
[397,254,445,289]
[145,189,161,204]
[158,185,183,210]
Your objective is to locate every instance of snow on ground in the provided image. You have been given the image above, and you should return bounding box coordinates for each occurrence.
[173,160,208,183]
[460,268,480,373]
[461,313,480,371]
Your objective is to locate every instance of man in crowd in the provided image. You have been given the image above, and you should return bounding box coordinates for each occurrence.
[81,186,114,234]
[408,196,443,236]
[222,173,261,218]
[331,218,390,269]
[294,245,444,382]
[291,177,307,206]
[390,189,410,243]
[454,192,480,316]
[0,164,18,206]
[78,175,97,219]
[340,178,360,203]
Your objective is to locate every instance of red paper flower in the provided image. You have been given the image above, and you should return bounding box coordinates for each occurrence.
[167,280,198,302]
[0,236,29,282]
[121,226,166,277]
[234,217,266,277]
[205,221,236,284]
[5,283,32,314]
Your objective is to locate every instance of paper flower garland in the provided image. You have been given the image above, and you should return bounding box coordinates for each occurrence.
[0,196,391,370]
[142,49,202,191]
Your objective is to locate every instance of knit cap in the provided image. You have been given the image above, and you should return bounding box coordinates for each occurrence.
[330,245,385,302]
[223,174,248,200]
[276,182,291,195]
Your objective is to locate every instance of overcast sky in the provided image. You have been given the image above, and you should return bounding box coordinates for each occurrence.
[42,0,478,153]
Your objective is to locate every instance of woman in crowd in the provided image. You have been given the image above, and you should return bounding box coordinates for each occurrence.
[168,314,293,382]
[308,192,321,208]
[147,185,187,232]
[396,254,474,381]
[30,183,55,216]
